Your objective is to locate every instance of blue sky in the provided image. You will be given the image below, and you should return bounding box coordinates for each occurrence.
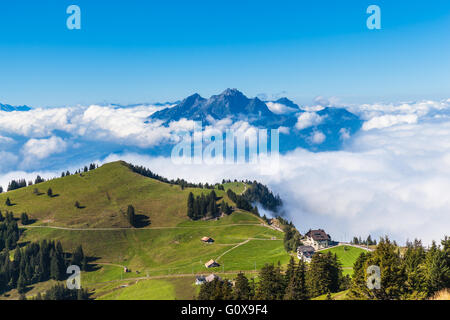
[0,0,449,107]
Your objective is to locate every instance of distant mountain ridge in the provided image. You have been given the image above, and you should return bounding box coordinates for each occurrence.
[151,88,274,123]
[0,103,31,112]
[149,88,363,152]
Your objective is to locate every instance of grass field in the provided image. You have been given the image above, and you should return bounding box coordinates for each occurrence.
[0,161,289,299]
[320,245,367,277]
[0,161,234,228]
[312,290,350,300]
[222,182,246,194]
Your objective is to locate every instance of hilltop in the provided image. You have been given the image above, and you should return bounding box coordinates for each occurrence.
[0,161,225,228]
[0,161,290,299]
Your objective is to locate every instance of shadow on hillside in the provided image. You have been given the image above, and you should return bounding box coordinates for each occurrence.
[49,194,60,198]
[17,241,31,249]
[21,285,34,294]
[21,219,38,226]
[86,256,102,272]
[133,214,151,228]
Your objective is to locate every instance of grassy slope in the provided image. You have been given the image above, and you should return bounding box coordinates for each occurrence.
[221,182,246,194]
[312,290,350,300]
[0,161,289,300]
[320,245,366,277]
[0,161,234,228]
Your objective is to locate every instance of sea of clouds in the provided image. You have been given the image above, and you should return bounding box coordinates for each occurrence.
[1,98,450,244]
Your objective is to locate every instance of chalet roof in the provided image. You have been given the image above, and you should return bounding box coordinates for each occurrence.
[205,274,221,282]
[204,259,220,268]
[297,245,315,253]
[305,229,330,241]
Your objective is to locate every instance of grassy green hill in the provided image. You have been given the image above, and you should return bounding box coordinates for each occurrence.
[320,245,367,276]
[0,161,289,300]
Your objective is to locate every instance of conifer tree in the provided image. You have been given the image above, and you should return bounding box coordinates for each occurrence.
[233,272,252,300]
[20,212,30,225]
[17,272,26,294]
[127,205,136,227]
[187,192,195,219]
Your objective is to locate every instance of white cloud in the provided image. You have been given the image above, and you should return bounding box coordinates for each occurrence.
[22,136,68,160]
[295,112,324,130]
[339,128,351,140]
[1,98,450,244]
[0,151,18,173]
[99,100,450,244]
[265,102,298,115]
[362,114,418,130]
[278,126,290,135]
[348,99,450,121]
[0,108,75,137]
[309,131,326,144]
[0,135,14,144]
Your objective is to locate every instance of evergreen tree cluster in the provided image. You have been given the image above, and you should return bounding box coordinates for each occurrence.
[306,252,348,297]
[226,189,256,213]
[2,163,98,196]
[73,163,98,175]
[198,255,348,300]
[31,283,89,300]
[349,236,450,300]
[6,175,47,192]
[283,225,303,253]
[276,216,303,252]
[351,235,377,246]
[7,179,27,192]
[242,181,283,213]
[187,191,221,220]
[129,163,217,190]
[0,240,87,294]
[0,211,20,251]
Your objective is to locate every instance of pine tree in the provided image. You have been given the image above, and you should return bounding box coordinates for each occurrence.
[424,242,449,295]
[17,272,26,294]
[20,212,30,225]
[127,205,136,227]
[349,237,406,300]
[50,253,62,280]
[285,256,296,286]
[71,245,85,270]
[306,252,342,298]
[187,192,195,219]
[255,263,285,300]
[233,272,252,300]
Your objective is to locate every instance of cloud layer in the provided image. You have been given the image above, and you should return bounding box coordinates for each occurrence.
[1,98,450,244]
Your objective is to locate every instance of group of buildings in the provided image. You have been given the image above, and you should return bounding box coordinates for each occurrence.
[196,230,332,286]
[296,229,332,262]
